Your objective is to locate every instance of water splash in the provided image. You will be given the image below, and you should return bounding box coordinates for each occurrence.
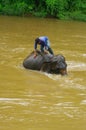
[67,61,86,71]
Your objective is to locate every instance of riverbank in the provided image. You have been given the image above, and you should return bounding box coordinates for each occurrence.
[0,0,86,22]
[0,12,86,22]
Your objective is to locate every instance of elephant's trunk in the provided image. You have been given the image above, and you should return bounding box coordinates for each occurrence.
[60,69,67,76]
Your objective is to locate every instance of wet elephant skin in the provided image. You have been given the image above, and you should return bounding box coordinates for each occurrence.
[23,51,67,75]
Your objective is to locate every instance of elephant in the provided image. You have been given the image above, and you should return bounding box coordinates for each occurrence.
[23,50,67,75]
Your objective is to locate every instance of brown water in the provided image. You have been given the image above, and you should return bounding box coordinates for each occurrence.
[0,15,86,130]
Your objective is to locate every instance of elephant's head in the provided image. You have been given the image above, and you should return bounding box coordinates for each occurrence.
[50,54,67,75]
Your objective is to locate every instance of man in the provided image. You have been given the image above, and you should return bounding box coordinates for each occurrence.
[34,36,54,57]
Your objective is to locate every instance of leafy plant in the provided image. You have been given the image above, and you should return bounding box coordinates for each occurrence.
[0,0,86,21]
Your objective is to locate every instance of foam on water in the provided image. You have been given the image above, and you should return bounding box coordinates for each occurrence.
[67,61,86,71]
[0,98,30,106]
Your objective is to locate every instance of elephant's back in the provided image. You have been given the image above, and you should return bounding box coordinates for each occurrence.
[23,54,44,70]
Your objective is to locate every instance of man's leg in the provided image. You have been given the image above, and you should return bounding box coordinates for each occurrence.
[48,47,54,55]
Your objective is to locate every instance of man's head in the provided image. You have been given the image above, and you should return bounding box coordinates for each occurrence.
[35,38,41,44]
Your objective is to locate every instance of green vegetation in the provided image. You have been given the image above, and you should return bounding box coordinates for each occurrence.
[0,0,86,21]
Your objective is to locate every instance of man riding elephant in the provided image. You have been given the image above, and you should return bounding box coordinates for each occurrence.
[23,36,67,75]
[34,36,54,58]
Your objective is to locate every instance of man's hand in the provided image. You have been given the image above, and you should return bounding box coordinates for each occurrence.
[34,50,37,58]
[44,50,48,54]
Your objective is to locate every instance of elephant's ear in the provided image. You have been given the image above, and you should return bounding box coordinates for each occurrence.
[50,61,57,69]
[40,63,51,73]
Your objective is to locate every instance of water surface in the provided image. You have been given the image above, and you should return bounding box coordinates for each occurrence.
[0,16,86,130]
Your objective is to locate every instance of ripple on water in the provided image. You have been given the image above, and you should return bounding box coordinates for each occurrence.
[67,61,86,71]
[45,72,86,90]
[0,98,31,106]
[12,47,25,53]
[82,53,86,57]
[80,100,86,105]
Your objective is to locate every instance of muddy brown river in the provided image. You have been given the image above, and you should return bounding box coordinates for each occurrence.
[0,15,86,130]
